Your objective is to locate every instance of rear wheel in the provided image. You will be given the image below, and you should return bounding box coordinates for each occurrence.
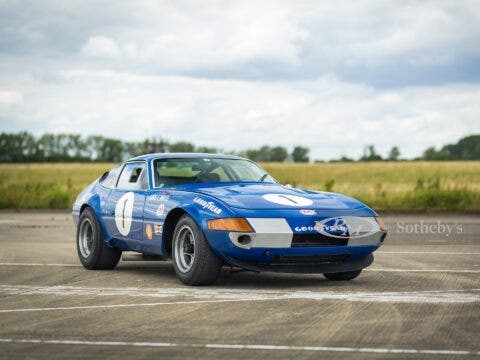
[172,214,222,285]
[77,207,121,270]
[323,269,362,281]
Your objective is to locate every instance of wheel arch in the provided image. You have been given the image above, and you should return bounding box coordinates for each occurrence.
[77,195,111,244]
[162,207,188,256]
[162,204,209,256]
[80,203,91,214]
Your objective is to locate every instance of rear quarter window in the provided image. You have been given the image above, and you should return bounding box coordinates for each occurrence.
[99,165,123,189]
[117,162,148,190]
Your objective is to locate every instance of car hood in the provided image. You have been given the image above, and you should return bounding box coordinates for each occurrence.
[186,183,366,210]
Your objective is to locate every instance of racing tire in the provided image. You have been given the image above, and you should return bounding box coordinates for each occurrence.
[323,269,362,281]
[172,214,222,286]
[77,207,121,270]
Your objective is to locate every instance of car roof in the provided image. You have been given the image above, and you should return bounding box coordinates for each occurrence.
[128,152,246,162]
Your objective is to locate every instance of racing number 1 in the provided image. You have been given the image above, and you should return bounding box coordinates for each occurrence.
[121,197,128,228]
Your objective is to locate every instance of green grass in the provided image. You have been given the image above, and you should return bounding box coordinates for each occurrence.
[0,162,479,211]
[0,163,111,209]
[262,161,480,211]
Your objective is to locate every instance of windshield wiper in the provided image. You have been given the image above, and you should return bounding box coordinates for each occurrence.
[258,173,269,182]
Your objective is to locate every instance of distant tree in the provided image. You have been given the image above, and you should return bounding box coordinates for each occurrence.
[2,131,476,163]
[244,149,259,161]
[270,146,288,162]
[388,146,401,161]
[423,146,450,161]
[169,141,195,153]
[245,146,273,162]
[140,137,169,154]
[440,135,480,160]
[196,146,219,154]
[292,146,309,162]
[0,132,35,162]
[339,155,354,162]
[258,146,274,161]
[329,155,354,163]
[100,138,125,162]
[360,145,382,161]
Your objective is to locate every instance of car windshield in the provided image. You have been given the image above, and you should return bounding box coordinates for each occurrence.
[153,158,276,187]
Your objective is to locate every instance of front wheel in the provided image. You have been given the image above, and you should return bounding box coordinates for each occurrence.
[323,269,362,281]
[172,214,222,285]
[77,208,121,270]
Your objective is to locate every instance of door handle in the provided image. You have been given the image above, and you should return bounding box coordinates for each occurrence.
[110,210,115,216]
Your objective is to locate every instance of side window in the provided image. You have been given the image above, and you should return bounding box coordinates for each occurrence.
[117,162,148,190]
[100,165,123,189]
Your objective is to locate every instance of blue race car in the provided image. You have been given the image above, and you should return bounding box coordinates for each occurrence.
[72,153,387,285]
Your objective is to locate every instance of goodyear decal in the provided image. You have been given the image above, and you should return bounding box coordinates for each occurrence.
[315,217,379,239]
[193,197,222,215]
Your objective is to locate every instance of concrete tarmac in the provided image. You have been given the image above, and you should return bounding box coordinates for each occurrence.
[0,211,478,359]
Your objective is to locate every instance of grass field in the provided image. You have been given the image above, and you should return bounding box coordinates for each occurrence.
[0,162,479,211]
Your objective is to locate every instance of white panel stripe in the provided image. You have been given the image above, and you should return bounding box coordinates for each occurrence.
[246,218,293,248]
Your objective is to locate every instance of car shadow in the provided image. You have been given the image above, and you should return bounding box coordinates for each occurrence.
[114,261,369,290]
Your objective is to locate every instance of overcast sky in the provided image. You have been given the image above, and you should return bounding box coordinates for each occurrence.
[0,0,479,160]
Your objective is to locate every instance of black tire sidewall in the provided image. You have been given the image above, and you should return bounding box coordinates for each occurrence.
[172,216,199,280]
[76,208,103,269]
[172,215,220,284]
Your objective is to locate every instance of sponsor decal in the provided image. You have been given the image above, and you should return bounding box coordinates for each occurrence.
[193,197,222,215]
[115,192,135,236]
[300,209,316,215]
[145,224,153,240]
[314,216,379,239]
[263,194,313,207]
[148,194,169,202]
[315,217,349,237]
[294,225,317,232]
[156,203,165,217]
[154,224,163,235]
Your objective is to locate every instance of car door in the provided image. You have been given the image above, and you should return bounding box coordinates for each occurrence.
[104,161,149,252]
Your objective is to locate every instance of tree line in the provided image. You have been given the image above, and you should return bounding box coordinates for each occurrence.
[327,135,480,162]
[0,132,310,163]
[0,132,478,163]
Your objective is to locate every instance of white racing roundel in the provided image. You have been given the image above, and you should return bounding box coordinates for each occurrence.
[115,192,135,236]
[262,193,313,207]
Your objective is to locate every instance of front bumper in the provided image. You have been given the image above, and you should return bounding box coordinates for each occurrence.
[205,216,385,273]
[225,252,374,273]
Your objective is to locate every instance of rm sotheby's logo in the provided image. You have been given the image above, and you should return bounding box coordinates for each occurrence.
[314,216,378,238]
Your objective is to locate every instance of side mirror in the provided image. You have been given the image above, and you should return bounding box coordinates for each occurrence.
[284,184,292,188]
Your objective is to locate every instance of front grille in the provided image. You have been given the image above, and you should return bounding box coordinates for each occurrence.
[273,254,349,264]
[291,233,348,247]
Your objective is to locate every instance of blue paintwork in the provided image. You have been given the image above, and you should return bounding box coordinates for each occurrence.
[72,153,383,273]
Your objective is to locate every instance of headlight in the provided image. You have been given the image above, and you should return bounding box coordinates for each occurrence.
[207,218,253,232]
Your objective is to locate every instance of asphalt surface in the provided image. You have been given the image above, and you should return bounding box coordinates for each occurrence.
[0,211,479,359]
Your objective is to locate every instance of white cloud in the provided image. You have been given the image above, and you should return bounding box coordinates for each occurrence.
[1,1,479,159]
[82,36,120,58]
[77,1,308,69]
[2,69,478,160]
[0,90,23,106]
[65,1,480,75]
